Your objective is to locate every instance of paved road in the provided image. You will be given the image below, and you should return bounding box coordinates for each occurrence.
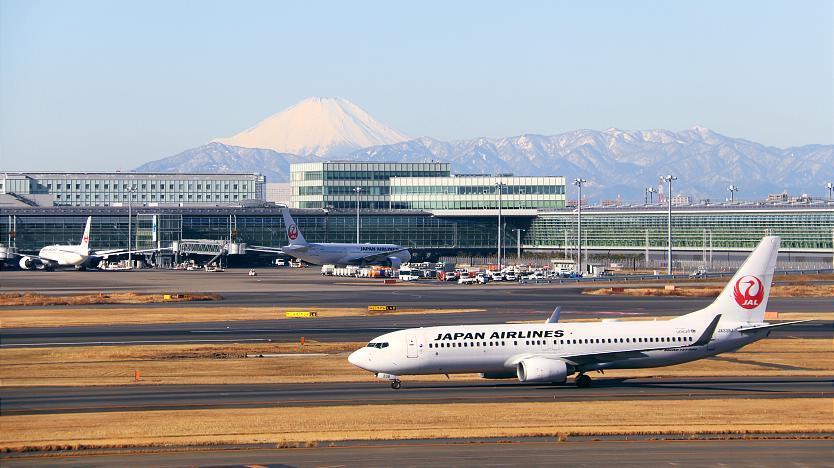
[2,438,832,466]
[2,313,830,348]
[3,377,831,416]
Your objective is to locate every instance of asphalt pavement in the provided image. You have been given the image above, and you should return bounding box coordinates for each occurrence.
[2,377,831,416]
[2,438,832,466]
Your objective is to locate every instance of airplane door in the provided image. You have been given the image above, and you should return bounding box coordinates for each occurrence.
[541,336,560,353]
[406,334,418,358]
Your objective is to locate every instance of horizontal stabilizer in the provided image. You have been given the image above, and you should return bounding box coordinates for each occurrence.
[737,320,812,333]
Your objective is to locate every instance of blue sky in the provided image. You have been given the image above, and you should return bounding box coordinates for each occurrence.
[1,0,832,170]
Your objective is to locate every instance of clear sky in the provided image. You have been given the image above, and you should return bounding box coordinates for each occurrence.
[1,0,832,170]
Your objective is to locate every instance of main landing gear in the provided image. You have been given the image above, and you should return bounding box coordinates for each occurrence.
[391,379,402,390]
[575,374,592,388]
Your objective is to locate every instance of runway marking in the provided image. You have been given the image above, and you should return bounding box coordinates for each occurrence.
[0,338,270,347]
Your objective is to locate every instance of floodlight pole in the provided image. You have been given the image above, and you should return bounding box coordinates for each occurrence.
[573,178,586,275]
[353,187,363,243]
[496,182,505,270]
[514,228,526,263]
[663,175,677,274]
[127,186,136,265]
[728,184,738,203]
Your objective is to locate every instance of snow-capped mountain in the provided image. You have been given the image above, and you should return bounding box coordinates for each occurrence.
[345,127,834,201]
[134,95,832,201]
[135,142,306,182]
[212,97,410,157]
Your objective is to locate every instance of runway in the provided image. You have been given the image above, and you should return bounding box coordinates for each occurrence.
[3,377,831,416]
[2,437,832,466]
[2,313,830,348]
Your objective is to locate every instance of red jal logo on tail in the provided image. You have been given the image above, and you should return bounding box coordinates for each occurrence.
[733,275,764,309]
[287,225,298,240]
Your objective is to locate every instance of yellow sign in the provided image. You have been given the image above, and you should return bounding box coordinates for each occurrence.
[368,305,397,312]
[285,311,318,318]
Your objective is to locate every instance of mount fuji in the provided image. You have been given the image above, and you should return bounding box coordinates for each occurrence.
[212,97,410,157]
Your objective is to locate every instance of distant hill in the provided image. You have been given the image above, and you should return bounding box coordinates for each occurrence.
[135,97,834,201]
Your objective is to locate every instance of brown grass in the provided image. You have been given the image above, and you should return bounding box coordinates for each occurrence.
[0,306,484,329]
[0,398,830,451]
[1,338,830,387]
[0,292,222,307]
[584,284,834,298]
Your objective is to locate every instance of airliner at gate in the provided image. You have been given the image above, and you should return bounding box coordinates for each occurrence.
[349,236,808,389]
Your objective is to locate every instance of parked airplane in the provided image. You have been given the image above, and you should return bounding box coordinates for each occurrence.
[14,216,162,270]
[349,236,807,389]
[279,207,411,267]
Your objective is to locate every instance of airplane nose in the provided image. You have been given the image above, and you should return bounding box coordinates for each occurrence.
[348,349,365,368]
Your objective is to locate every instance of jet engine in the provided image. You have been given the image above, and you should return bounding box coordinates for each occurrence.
[18,256,39,270]
[516,357,569,383]
[387,256,403,270]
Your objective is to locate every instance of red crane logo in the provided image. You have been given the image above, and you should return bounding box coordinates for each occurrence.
[733,275,764,309]
[287,225,298,241]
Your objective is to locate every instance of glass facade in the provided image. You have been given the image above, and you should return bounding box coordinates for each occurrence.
[1,205,832,256]
[529,207,834,252]
[390,176,565,210]
[1,172,265,207]
[291,162,451,209]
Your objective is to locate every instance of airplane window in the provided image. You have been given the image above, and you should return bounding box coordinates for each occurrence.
[560,340,564,344]
[483,342,486,346]
[502,341,506,346]
[514,341,517,346]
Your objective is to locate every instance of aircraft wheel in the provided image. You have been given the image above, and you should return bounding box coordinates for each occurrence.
[391,380,402,390]
[576,374,592,388]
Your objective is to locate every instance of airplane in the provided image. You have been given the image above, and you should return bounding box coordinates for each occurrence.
[279,207,411,268]
[349,236,809,389]
[14,216,164,270]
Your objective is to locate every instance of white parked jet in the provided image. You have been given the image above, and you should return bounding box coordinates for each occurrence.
[279,207,411,267]
[349,236,808,389]
[15,216,161,270]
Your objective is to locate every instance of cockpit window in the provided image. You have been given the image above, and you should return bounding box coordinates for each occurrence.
[366,342,389,349]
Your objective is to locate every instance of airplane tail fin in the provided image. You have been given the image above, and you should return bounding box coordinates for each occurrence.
[681,236,780,324]
[280,207,308,245]
[80,216,92,250]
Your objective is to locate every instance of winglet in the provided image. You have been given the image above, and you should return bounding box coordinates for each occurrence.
[546,307,561,324]
[692,314,721,346]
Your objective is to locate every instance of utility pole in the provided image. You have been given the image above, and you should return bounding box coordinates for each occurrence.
[573,178,586,275]
[353,187,363,243]
[728,184,738,203]
[127,186,136,266]
[663,175,677,274]
[514,228,525,263]
[496,182,505,270]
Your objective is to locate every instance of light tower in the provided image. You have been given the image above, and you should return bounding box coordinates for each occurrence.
[573,178,587,275]
[826,182,833,201]
[728,184,739,203]
[127,185,137,266]
[495,182,506,270]
[662,175,677,275]
[645,186,656,205]
[353,187,363,243]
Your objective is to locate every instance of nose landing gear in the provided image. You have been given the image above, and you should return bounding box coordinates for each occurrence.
[390,379,402,390]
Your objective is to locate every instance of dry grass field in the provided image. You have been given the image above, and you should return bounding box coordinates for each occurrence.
[0,292,222,307]
[1,338,830,387]
[0,306,484,329]
[584,284,834,297]
[1,398,830,451]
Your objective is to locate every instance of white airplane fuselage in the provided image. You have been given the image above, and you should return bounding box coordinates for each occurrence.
[348,320,762,377]
[37,245,90,267]
[282,242,411,266]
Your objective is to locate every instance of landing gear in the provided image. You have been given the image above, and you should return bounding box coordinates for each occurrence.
[575,374,592,388]
[390,379,402,390]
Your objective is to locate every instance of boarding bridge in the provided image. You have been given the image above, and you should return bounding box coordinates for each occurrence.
[171,239,250,256]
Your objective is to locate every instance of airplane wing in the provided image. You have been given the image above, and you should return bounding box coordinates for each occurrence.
[556,314,722,367]
[93,247,172,256]
[354,248,410,264]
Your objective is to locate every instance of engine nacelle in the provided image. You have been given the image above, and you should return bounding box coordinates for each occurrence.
[388,256,403,270]
[516,357,569,383]
[19,256,38,270]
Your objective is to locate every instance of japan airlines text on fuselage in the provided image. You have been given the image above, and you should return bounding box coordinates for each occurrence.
[279,208,411,267]
[349,236,807,388]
